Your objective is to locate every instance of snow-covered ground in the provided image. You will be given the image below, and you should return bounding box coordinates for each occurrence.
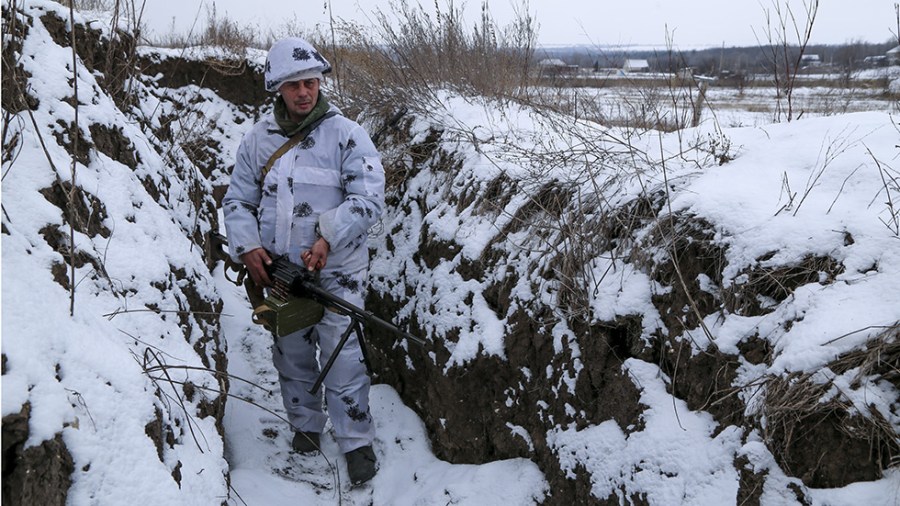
[2,1,899,505]
[365,92,900,504]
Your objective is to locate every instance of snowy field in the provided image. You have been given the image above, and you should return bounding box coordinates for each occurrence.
[538,71,899,129]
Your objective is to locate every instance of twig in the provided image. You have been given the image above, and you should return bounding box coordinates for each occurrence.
[226,481,249,506]
[68,0,80,317]
[104,308,232,320]
[65,388,97,431]
[671,338,686,431]
[657,132,716,346]
[774,171,796,216]
[146,376,284,423]
[793,128,855,216]
[866,144,900,236]
[827,164,863,214]
[822,324,899,346]
[118,329,183,362]
[138,348,209,453]
[142,364,273,394]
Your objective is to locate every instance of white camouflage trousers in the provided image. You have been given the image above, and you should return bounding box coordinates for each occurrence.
[271,274,373,454]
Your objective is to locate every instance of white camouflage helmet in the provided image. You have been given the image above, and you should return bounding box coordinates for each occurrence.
[264,37,332,93]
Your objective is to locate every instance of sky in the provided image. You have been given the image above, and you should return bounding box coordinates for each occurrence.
[141,0,898,48]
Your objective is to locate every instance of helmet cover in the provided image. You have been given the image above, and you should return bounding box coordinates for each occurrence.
[265,38,332,92]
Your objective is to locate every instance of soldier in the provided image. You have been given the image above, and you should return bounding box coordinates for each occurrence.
[223,37,385,485]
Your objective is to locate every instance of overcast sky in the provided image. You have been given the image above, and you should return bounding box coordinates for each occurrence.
[141,0,896,48]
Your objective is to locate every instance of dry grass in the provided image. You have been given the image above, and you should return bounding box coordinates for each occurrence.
[150,3,255,57]
[326,0,537,117]
[760,324,900,474]
[723,254,844,317]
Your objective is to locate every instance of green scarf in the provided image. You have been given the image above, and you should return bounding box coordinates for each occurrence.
[274,91,331,137]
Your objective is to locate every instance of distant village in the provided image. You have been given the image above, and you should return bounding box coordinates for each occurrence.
[534,41,900,85]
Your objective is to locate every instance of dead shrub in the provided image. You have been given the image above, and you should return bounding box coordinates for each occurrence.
[197,5,255,54]
[329,0,538,116]
[151,3,254,54]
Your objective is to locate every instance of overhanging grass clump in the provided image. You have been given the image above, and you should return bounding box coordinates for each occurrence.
[759,325,900,487]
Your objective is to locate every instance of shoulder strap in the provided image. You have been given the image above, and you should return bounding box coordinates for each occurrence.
[261,111,339,182]
[261,131,305,181]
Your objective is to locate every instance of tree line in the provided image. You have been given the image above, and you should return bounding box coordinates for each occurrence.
[538,40,898,76]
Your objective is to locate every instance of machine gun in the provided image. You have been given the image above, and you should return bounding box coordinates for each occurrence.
[266,257,427,393]
[209,231,425,393]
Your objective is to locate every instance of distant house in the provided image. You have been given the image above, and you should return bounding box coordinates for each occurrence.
[537,58,578,77]
[677,67,694,79]
[888,45,900,65]
[800,54,821,67]
[864,55,887,67]
[538,58,566,68]
[538,58,566,77]
[623,59,649,73]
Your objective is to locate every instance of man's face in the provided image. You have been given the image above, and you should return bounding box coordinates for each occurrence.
[279,78,320,121]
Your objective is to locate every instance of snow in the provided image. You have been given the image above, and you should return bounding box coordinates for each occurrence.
[663,112,900,374]
[2,1,899,505]
[549,359,743,505]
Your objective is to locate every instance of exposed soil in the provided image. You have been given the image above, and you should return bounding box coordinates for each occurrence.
[90,123,138,169]
[136,53,269,108]
[2,403,74,506]
[39,181,111,239]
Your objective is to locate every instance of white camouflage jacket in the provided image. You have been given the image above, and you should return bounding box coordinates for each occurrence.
[223,104,385,275]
